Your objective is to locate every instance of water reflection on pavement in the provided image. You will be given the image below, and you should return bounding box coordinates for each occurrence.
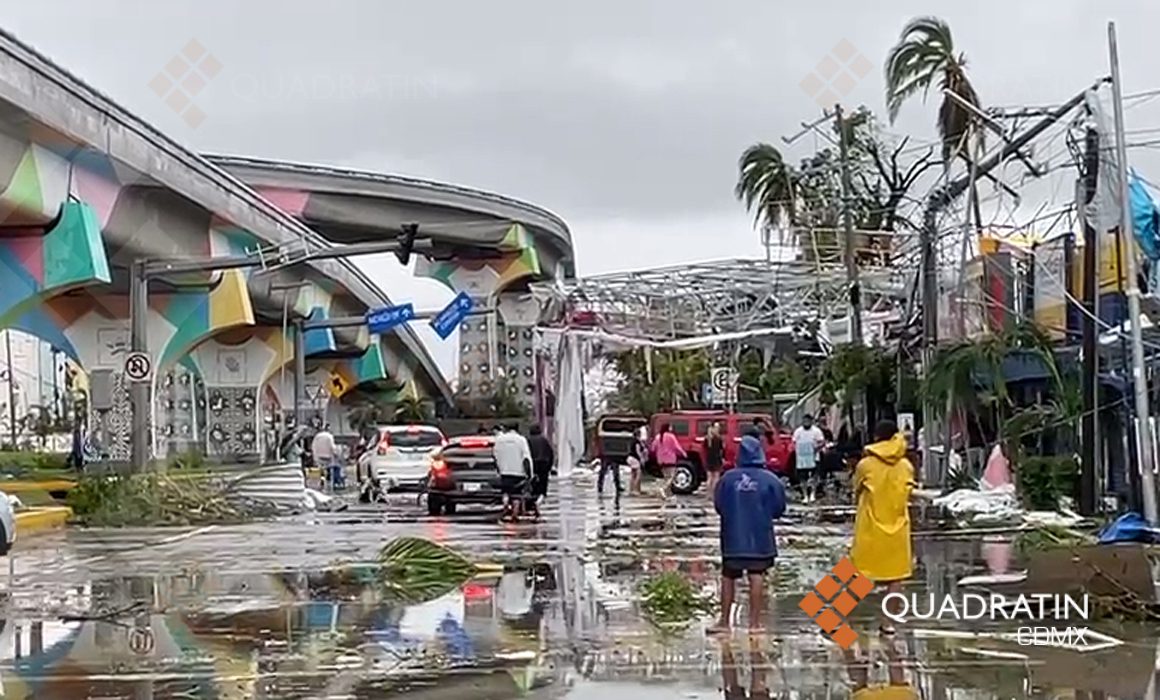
[0,477,1155,698]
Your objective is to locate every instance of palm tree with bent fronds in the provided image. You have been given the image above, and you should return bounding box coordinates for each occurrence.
[735,143,795,238]
[885,16,981,163]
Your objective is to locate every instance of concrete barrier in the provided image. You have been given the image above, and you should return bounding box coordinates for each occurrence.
[15,506,71,536]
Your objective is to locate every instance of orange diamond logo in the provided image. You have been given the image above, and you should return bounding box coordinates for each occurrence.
[800,557,873,649]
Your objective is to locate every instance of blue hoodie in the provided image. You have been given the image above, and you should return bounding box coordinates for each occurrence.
[714,435,787,559]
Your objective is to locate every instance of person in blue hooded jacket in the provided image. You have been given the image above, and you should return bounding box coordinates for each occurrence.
[711,434,787,632]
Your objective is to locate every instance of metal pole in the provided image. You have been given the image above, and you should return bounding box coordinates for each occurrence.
[836,104,864,348]
[1079,129,1101,516]
[1109,21,1158,524]
[5,331,15,448]
[129,259,150,473]
[293,318,307,430]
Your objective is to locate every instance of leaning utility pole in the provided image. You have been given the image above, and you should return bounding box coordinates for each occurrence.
[1078,127,1101,516]
[918,85,1095,481]
[1108,21,1158,524]
[836,104,864,347]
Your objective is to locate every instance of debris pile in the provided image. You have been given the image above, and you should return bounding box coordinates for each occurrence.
[66,473,288,527]
[638,571,717,628]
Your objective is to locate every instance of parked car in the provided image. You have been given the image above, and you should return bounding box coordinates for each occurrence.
[0,491,15,554]
[645,410,795,495]
[357,424,446,501]
[426,435,504,516]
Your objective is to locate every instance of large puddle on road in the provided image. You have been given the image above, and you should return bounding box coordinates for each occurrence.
[0,485,1156,698]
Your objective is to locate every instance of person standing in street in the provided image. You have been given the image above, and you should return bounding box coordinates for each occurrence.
[311,424,340,491]
[704,421,725,493]
[597,452,623,498]
[650,422,687,497]
[625,426,648,496]
[527,424,555,508]
[711,434,786,633]
[792,415,826,502]
[850,419,916,636]
[494,423,533,521]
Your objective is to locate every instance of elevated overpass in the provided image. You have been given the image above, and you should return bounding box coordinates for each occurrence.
[0,29,450,463]
[207,156,576,416]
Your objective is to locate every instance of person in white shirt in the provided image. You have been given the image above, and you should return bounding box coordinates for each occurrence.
[311,425,341,491]
[493,423,532,520]
[792,415,825,502]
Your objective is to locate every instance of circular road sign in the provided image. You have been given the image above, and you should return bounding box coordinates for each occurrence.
[124,351,153,383]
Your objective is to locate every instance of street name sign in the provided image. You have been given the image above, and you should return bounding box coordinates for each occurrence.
[366,303,415,334]
[430,292,475,340]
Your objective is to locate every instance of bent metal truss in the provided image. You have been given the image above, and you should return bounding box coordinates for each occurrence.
[533,256,910,342]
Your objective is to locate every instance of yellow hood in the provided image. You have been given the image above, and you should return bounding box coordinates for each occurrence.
[865,433,908,465]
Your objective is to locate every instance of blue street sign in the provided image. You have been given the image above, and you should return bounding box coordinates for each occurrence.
[366,303,415,334]
[430,292,474,340]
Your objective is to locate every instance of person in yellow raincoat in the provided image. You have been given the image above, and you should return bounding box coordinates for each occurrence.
[850,419,916,635]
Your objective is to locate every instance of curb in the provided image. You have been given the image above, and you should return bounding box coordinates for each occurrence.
[1,480,77,493]
[15,506,72,536]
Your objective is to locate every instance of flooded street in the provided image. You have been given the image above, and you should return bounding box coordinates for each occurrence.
[0,476,1157,698]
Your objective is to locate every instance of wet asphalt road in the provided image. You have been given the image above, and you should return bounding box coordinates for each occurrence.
[0,471,1158,698]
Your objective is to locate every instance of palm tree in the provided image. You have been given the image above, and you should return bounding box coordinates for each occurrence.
[884,16,980,163]
[735,143,795,237]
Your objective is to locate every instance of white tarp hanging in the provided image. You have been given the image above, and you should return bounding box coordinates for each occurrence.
[553,332,585,477]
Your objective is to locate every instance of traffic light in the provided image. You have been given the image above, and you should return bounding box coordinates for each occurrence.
[395,222,419,265]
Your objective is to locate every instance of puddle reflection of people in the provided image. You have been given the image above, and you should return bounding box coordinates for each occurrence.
[719,636,772,700]
[844,634,918,700]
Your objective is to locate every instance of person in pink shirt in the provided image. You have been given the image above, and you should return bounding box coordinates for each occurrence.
[651,423,687,496]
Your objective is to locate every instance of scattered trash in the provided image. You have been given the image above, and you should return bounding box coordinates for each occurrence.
[638,571,717,628]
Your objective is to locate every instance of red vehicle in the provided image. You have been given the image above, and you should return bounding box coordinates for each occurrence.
[646,410,795,494]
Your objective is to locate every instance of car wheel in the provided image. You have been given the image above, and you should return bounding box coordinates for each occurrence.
[427,495,444,516]
[0,523,11,555]
[670,464,698,495]
[444,501,457,515]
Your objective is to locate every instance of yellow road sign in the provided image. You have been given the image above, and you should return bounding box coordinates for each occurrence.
[327,373,349,397]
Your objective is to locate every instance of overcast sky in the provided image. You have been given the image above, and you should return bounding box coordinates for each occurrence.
[6,1,1160,377]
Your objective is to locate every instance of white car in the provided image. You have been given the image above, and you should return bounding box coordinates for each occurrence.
[357,425,446,498]
[0,491,16,554]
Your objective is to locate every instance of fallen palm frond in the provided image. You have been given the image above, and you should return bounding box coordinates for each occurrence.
[66,472,281,527]
[377,536,478,604]
[1014,524,1095,555]
[639,571,717,628]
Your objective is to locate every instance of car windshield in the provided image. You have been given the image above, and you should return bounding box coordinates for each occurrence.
[384,429,443,448]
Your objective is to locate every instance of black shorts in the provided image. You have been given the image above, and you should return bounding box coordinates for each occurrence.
[722,556,775,579]
[500,475,527,495]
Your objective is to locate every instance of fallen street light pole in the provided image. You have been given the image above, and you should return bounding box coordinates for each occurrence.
[127,229,430,472]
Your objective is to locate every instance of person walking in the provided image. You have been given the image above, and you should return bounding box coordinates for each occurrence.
[597,452,623,498]
[792,414,825,502]
[311,424,340,491]
[850,419,916,636]
[527,424,555,507]
[710,434,786,633]
[704,421,725,493]
[494,423,533,521]
[626,426,648,496]
[650,422,687,496]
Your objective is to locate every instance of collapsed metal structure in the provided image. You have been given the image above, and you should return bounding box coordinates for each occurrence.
[533,255,912,342]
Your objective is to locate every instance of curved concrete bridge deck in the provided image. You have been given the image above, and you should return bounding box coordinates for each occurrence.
[0,29,456,463]
[206,156,576,411]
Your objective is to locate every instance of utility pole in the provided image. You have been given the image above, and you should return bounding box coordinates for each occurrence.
[918,85,1095,482]
[1108,21,1158,524]
[836,104,864,348]
[1079,127,1101,516]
